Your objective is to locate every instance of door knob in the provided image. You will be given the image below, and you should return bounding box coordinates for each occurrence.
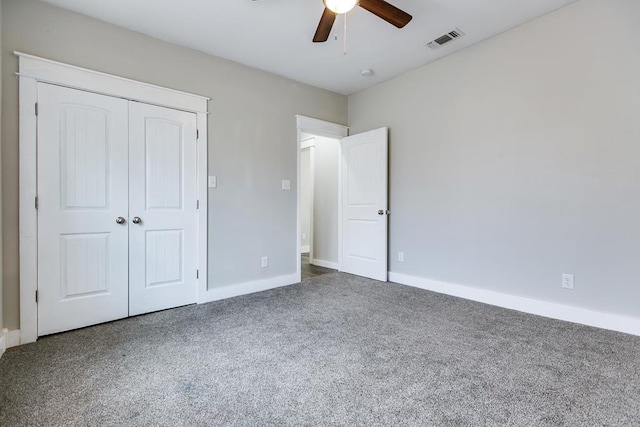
[132,217,142,224]
[116,217,126,224]
[378,210,390,216]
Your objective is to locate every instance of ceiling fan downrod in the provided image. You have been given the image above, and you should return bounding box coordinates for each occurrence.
[343,12,348,55]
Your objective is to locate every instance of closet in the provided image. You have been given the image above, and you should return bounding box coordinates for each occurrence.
[36,83,198,336]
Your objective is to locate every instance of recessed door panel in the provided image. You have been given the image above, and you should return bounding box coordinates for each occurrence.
[347,144,379,206]
[146,119,183,210]
[60,105,110,210]
[346,220,378,261]
[37,83,129,336]
[145,230,183,287]
[60,233,110,298]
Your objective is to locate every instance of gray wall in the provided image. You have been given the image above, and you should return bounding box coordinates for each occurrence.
[312,135,339,265]
[349,0,640,317]
[1,0,347,330]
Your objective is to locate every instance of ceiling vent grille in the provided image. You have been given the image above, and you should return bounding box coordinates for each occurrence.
[425,28,465,49]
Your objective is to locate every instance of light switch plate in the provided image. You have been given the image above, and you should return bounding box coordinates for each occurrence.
[208,176,217,188]
[282,180,291,190]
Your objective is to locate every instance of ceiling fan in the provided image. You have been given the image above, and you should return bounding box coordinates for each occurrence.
[313,0,413,43]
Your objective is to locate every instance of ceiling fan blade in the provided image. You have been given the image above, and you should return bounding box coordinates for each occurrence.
[313,8,337,42]
[358,0,413,28]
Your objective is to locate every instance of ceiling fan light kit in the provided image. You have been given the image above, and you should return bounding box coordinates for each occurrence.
[313,0,413,43]
[324,0,358,14]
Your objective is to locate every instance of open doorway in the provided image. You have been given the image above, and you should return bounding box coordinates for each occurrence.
[296,116,389,282]
[300,133,340,280]
[296,116,349,281]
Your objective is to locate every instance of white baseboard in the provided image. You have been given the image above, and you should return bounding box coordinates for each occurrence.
[300,245,310,253]
[0,332,5,359]
[0,329,21,357]
[206,273,299,302]
[389,272,640,337]
[312,259,338,270]
[8,330,22,347]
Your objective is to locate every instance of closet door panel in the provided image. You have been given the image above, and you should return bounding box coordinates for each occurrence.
[128,102,198,315]
[37,83,129,336]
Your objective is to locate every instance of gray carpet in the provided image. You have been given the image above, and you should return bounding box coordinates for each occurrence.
[1,272,640,426]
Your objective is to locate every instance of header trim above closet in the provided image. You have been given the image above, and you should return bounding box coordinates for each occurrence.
[14,52,210,114]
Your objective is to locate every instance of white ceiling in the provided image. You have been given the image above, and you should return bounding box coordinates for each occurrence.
[41,0,577,95]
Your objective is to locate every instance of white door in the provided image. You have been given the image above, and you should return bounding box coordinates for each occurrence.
[340,127,388,281]
[37,83,130,336]
[128,102,199,316]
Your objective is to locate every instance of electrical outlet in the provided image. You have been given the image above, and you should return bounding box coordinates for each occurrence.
[261,256,269,268]
[281,180,291,190]
[398,252,405,262]
[562,273,574,290]
[208,176,217,188]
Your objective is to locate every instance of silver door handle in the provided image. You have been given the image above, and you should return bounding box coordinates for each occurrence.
[116,217,126,224]
[378,210,390,215]
[132,217,142,224]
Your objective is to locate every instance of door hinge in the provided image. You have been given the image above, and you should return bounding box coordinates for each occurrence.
[35,290,39,303]
[196,270,199,279]
[35,102,39,116]
[35,196,39,209]
[196,129,199,140]
[197,200,200,209]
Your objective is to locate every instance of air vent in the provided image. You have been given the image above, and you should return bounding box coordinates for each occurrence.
[425,28,465,50]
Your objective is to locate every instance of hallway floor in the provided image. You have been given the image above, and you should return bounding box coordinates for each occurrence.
[301,253,335,280]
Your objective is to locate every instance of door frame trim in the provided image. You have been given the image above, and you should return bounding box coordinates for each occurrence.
[17,52,210,344]
[295,115,348,281]
[300,137,315,262]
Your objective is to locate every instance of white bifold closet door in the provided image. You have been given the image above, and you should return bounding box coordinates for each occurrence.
[37,84,130,335]
[37,83,198,336]
[128,102,198,316]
